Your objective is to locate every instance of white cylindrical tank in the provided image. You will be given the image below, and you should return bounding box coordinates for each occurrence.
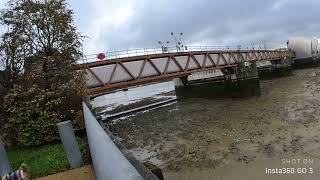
[287,37,318,63]
[318,39,320,58]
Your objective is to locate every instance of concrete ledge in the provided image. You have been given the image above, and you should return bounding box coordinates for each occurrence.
[83,102,145,180]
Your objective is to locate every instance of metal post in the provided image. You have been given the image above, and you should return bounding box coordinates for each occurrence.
[57,121,83,168]
[0,141,12,177]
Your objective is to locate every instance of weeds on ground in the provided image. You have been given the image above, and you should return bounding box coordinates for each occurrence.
[7,138,87,178]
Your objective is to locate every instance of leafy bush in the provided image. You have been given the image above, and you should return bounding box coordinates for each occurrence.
[0,0,88,146]
[4,84,85,146]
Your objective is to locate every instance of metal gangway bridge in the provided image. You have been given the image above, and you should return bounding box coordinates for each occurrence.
[79,45,295,95]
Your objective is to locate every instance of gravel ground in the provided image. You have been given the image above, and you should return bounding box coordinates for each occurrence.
[110,67,320,179]
[35,165,95,180]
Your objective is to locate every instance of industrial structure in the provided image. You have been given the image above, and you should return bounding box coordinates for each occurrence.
[287,36,319,64]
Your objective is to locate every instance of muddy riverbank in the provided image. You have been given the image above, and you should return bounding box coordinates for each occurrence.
[109,67,320,179]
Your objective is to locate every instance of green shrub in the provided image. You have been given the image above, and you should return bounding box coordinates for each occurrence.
[0,0,88,146]
[4,84,85,146]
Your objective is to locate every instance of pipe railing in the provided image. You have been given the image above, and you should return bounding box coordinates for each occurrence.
[80,45,281,64]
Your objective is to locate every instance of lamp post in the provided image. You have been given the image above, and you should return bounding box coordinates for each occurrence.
[158,41,170,53]
[171,32,185,52]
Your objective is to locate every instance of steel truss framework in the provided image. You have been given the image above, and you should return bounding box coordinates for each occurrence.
[80,50,295,95]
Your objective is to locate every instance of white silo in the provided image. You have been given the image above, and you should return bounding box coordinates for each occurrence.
[317,38,320,58]
[287,37,318,64]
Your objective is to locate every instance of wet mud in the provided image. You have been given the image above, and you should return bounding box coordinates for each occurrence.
[109,67,320,179]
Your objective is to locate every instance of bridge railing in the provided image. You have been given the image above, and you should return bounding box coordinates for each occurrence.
[81,45,280,64]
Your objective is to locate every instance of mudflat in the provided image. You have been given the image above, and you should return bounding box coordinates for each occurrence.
[110,67,320,180]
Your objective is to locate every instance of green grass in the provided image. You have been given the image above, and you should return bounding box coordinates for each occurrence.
[7,138,87,178]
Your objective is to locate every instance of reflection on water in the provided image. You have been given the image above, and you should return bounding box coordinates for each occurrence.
[91,81,175,108]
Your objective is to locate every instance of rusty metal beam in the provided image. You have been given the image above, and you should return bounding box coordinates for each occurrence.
[147,58,161,75]
[207,54,216,67]
[184,55,191,71]
[201,54,208,69]
[190,55,202,69]
[119,63,135,80]
[171,56,184,71]
[88,64,239,95]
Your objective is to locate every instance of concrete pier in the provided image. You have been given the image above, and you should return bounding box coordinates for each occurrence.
[258,58,293,78]
[174,61,260,98]
[293,57,320,68]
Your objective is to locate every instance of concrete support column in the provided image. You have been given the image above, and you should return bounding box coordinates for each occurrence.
[248,61,258,77]
[223,61,260,97]
[238,61,258,78]
[173,77,187,88]
[0,141,11,177]
[259,57,293,78]
[57,121,83,168]
[174,64,261,98]
[173,77,188,98]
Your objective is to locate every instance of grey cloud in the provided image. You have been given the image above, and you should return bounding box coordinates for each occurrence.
[82,0,320,52]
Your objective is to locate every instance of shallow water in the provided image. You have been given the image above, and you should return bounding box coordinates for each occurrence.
[91,81,174,108]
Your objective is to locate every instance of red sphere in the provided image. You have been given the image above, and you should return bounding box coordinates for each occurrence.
[97,53,106,60]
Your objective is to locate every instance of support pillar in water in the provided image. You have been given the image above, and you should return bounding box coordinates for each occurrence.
[258,57,293,78]
[174,61,261,98]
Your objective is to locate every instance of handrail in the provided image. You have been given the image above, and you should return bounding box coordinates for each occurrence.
[80,45,285,63]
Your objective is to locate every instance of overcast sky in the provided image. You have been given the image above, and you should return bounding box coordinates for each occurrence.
[1,0,320,55]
